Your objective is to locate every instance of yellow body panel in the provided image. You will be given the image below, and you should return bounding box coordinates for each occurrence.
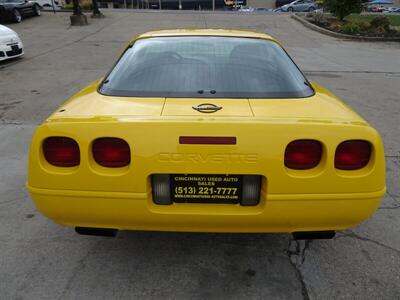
[134,29,279,43]
[27,30,386,233]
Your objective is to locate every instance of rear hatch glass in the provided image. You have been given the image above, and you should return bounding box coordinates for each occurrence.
[99,36,314,99]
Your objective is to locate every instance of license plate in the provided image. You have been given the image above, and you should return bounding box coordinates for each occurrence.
[170,174,242,204]
[11,45,19,51]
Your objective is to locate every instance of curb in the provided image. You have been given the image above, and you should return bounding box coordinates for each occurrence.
[291,14,400,42]
[42,9,90,13]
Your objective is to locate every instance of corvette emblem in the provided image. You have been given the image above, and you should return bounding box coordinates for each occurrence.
[192,103,222,113]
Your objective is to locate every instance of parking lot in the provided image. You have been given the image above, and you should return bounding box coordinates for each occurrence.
[0,10,400,299]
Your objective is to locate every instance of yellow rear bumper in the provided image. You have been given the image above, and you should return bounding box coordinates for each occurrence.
[27,185,385,233]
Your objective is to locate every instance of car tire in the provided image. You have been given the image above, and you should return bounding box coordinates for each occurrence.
[13,9,22,23]
[288,7,294,12]
[33,4,41,16]
[308,7,315,12]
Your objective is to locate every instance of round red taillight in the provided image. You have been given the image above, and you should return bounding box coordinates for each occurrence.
[43,137,80,167]
[285,140,322,170]
[335,140,371,170]
[92,138,130,168]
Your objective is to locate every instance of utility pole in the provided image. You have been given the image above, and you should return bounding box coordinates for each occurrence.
[159,0,161,9]
[212,0,215,11]
[51,0,56,14]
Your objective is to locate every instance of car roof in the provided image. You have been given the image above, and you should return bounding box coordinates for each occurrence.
[131,29,279,45]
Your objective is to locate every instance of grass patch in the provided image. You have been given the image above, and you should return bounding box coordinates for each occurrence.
[346,14,400,26]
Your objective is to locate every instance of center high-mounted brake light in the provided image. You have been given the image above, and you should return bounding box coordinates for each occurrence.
[285,140,322,170]
[43,137,80,167]
[92,138,131,168]
[179,136,236,145]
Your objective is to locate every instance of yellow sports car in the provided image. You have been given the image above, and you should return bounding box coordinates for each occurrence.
[27,29,386,239]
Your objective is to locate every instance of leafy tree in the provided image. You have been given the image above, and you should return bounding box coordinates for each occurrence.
[322,0,367,21]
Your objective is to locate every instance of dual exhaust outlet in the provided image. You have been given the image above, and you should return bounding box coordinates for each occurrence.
[75,227,335,240]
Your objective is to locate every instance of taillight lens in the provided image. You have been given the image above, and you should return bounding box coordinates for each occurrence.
[285,140,322,170]
[335,140,371,170]
[43,137,80,167]
[92,138,130,168]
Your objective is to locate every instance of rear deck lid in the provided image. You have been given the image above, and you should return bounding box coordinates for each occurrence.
[161,99,253,117]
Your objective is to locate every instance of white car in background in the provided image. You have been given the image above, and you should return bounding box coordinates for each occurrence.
[385,6,400,13]
[0,25,23,61]
[238,6,254,11]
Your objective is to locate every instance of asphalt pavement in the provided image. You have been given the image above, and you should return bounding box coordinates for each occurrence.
[0,10,399,300]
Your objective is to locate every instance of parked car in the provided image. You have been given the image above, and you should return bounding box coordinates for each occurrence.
[33,0,59,8]
[255,7,271,12]
[0,0,41,23]
[275,0,292,7]
[281,0,317,12]
[368,4,386,12]
[384,6,400,12]
[368,0,393,4]
[238,5,254,11]
[27,29,385,239]
[0,24,23,61]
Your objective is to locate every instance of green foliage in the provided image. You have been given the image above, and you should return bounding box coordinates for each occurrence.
[80,0,92,10]
[322,0,367,21]
[370,16,391,32]
[355,20,370,32]
[340,16,394,35]
[63,0,92,10]
[63,3,73,9]
[341,22,361,34]
[317,14,400,36]
[346,14,400,26]
[340,21,368,34]
[341,20,371,34]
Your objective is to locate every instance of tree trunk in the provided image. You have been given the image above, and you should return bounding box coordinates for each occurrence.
[72,0,82,15]
[92,0,103,16]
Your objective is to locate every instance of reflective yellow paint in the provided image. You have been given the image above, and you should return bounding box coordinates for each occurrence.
[27,30,386,233]
[133,29,280,45]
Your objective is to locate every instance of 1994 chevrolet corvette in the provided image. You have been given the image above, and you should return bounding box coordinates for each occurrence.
[27,29,386,239]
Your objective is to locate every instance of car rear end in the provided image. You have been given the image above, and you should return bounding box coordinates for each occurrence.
[27,96,385,234]
[27,31,386,235]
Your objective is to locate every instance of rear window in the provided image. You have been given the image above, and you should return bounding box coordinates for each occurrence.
[99,36,314,99]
